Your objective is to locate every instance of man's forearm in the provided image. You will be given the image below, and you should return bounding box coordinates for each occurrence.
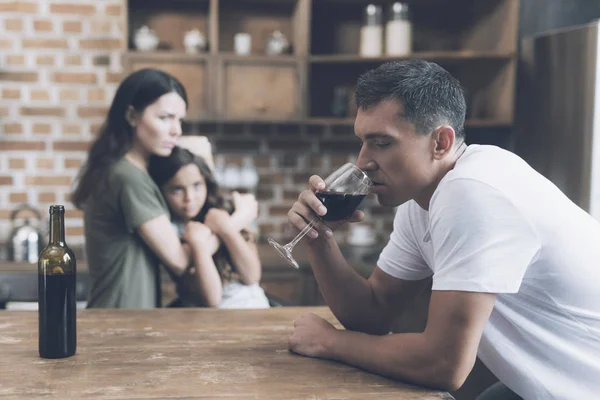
[307,237,391,334]
[325,329,465,392]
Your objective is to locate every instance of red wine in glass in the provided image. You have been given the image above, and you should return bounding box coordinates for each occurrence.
[268,163,372,269]
[314,191,367,221]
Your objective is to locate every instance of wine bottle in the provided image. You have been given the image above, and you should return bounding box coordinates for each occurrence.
[38,205,77,359]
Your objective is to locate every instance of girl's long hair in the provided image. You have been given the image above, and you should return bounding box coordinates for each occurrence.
[72,68,188,209]
[148,146,233,215]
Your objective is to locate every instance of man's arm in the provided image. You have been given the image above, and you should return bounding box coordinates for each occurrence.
[290,289,496,392]
[306,237,429,335]
[287,174,425,335]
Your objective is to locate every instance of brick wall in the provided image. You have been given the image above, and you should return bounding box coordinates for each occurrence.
[0,0,395,258]
[0,0,124,253]
[190,122,396,244]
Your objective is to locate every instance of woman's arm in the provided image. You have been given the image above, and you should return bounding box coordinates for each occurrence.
[181,221,223,306]
[137,215,190,277]
[205,209,262,285]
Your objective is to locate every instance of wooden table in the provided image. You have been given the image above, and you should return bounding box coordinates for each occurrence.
[0,307,452,399]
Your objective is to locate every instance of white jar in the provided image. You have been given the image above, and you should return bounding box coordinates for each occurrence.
[134,25,159,52]
[385,2,412,56]
[183,29,207,54]
[360,5,383,58]
[234,33,251,55]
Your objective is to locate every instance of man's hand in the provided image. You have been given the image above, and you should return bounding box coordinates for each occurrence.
[288,313,338,359]
[288,175,364,239]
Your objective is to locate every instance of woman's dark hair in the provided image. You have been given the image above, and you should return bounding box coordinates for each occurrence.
[355,59,467,140]
[148,146,232,219]
[71,68,188,209]
[149,146,244,282]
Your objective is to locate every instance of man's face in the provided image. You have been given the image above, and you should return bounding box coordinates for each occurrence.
[354,99,438,208]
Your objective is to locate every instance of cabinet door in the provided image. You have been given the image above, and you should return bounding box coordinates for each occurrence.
[124,54,212,120]
[220,57,302,119]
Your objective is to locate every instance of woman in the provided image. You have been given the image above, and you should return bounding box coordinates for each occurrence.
[149,146,269,309]
[72,68,192,308]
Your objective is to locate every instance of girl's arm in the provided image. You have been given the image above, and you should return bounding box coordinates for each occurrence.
[181,221,223,306]
[205,209,262,285]
[200,231,221,256]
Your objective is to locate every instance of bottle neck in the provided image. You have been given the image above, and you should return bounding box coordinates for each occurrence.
[49,212,65,245]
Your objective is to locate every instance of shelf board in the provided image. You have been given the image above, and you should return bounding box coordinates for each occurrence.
[123,51,299,64]
[309,51,514,64]
[123,51,513,64]
[184,117,308,125]
[218,53,299,62]
[123,51,210,62]
[464,119,512,128]
[304,118,355,125]
[305,118,512,128]
[183,117,512,128]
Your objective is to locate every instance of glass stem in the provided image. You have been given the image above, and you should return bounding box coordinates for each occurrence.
[288,216,320,248]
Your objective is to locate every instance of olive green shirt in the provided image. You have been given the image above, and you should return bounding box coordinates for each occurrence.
[84,158,169,308]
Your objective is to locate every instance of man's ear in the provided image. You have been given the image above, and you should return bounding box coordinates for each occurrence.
[432,125,455,160]
[125,106,138,128]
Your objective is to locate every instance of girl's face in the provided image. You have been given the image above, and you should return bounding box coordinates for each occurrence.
[162,164,207,221]
[130,92,187,157]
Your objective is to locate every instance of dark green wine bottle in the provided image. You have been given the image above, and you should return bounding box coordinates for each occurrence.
[38,205,77,359]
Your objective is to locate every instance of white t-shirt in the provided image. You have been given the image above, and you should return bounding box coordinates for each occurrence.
[378,145,600,399]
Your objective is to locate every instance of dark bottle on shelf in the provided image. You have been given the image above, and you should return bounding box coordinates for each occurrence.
[38,205,76,359]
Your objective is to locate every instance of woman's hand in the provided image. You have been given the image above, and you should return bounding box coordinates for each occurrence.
[183,221,214,249]
[204,209,232,236]
[230,191,258,231]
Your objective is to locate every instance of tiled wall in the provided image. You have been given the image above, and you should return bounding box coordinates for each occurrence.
[0,1,395,257]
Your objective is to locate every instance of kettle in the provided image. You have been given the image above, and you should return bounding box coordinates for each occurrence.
[8,204,45,263]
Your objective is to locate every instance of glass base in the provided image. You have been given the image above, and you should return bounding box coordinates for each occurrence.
[267,238,300,269]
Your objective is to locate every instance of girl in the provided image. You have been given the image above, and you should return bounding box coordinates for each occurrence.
[149,146,270,309]
[72,68,193,308]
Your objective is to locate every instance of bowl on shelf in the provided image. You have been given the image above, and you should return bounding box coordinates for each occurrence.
[134,25,159,51]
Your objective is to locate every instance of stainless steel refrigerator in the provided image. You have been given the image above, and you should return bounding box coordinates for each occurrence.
[516,19,600,220]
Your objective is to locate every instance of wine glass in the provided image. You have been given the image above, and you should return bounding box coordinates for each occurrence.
[268,163,372,269]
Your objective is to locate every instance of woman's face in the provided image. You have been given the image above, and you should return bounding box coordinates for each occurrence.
[130,92,187,157]
[162,164,207,221]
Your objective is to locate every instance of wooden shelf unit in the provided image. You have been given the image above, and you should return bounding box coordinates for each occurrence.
[308,51,514,64]
[124,0,520,133]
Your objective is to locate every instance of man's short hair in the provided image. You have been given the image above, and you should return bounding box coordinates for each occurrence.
[355,60,467,140]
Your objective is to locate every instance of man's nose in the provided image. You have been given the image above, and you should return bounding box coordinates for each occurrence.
[356,149,376,172]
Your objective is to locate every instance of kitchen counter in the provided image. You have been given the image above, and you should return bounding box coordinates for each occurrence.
[0,307,452,400]
[0,242,384,307]
[0,242,381,273]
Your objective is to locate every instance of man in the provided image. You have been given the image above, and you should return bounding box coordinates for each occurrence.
[286,60,600,399]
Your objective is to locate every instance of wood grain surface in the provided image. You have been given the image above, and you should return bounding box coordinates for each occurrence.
[0,307,452,399]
